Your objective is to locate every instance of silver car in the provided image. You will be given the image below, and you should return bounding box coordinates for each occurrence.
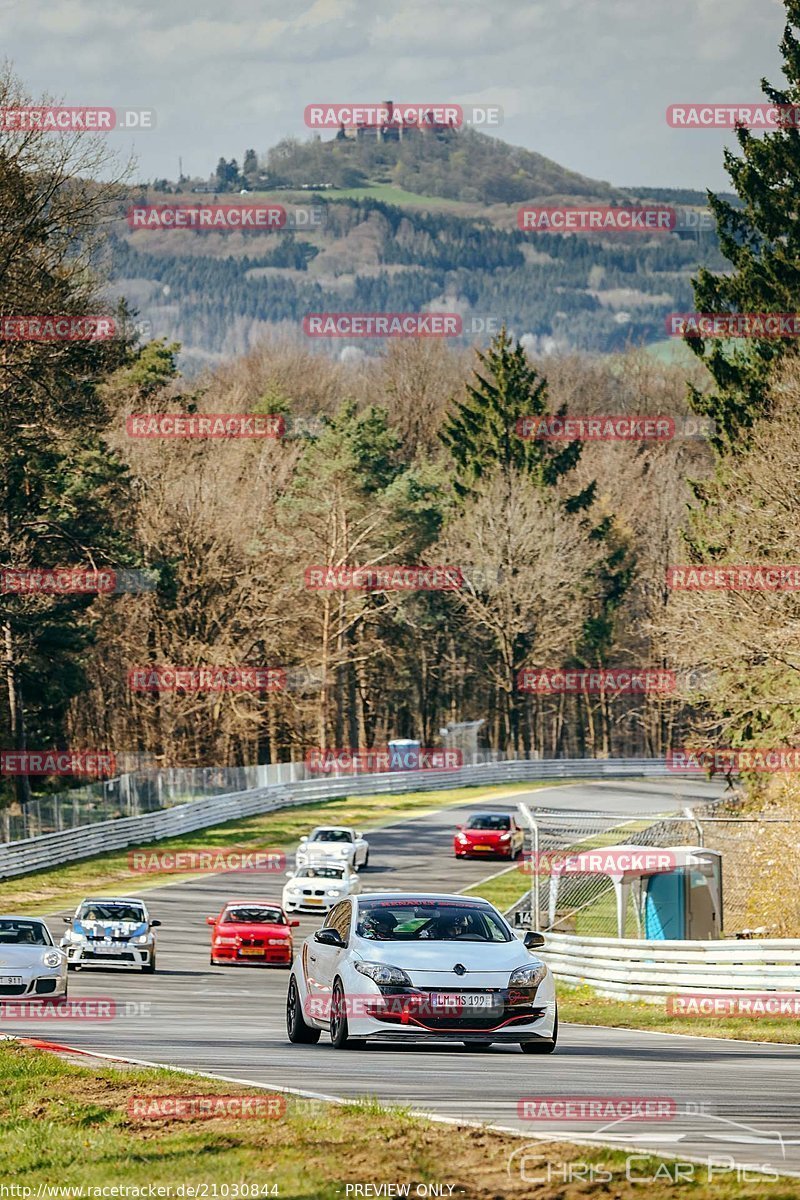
[0,916,68,1000]
[61,897,160,972]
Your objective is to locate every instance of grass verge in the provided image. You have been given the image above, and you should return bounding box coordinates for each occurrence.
[0,782,553,916]
[559,984,800,1043]
[0,1041,794,1198]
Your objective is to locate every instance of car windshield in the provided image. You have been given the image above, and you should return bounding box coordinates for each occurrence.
[223,907,284,924]
[355,900,511,942]
[0,919,51,946]
[78,903,145,923]
[296,867,345,879]
[310,830,353,843]
[467,814,510,831]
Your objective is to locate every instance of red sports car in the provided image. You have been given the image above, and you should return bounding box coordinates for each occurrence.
[453,812,525,859]
[207,901,299,967]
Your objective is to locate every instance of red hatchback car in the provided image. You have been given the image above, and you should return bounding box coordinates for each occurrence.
[207,901,299,968]
[454,811,525,859]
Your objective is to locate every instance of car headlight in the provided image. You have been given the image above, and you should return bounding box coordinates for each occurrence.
[355,961,412,986]
[509,963,547,988]
[499,832,511,841]
[215,937,238,946]
[287,886,301,894]
[326,888,341,896]
[456,833,468,842]
[132,934,150,944]
[267,938,288,946]
[43,952,61,968]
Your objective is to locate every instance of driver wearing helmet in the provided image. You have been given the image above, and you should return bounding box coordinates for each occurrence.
[359,909,397,940]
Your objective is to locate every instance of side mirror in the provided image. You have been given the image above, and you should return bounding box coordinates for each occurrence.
[299,836,308,843]
[63,916,72,924]
[285,870,295,877]
[289,919,300,928]
[523,931,546,950]
[206,916,217,926]
[456,825,464,831]
[313,928,345,948]
[150,920,162,928]
[355,831,363,839]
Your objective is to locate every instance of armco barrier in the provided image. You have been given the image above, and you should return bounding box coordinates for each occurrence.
[540,932,800,1002]
[0,757,680,880]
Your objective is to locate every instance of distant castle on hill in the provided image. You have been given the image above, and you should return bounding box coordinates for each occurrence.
[336,100,458,143]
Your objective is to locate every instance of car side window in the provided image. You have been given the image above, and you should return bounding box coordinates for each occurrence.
[326,901,352,944]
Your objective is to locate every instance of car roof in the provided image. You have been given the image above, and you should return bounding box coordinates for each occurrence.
[354,892,495,906]
[311,826,353,832]
[222,900,284,907]
[0,914,48,922]
[78,897,147,904]
[467,810,514,817]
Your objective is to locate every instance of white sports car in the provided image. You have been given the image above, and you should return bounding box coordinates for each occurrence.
[61,897,161,972]
[0,915,68,1000]
[295,826,369,871]
[286,892,557,1052]
[283,864,362,914]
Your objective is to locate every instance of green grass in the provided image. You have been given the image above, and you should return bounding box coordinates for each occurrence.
[0,1041,795,1197]
[317,183,470,208]
[560,984,800,1043]
[0,782,554,916]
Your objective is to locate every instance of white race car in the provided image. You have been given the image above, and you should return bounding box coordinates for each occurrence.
[286,892,557,1052]
[296,826,369,871]
[0,915,68,1000]
[283,864,362,914]
[61,897,160,972]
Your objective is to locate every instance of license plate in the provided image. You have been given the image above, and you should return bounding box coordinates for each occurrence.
[0,976,22,986]
[306,897,323,905]
[238,947,263,956]
[474,844,492,851]
[430,992,496,1009]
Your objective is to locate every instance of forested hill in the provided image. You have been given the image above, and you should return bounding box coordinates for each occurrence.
[110,131,728,371]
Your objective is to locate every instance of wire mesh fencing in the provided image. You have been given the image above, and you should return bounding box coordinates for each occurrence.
[511,804,800,938]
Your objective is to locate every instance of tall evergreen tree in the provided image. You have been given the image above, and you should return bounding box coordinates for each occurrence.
[440,328,589,500]
[688,0,800,449]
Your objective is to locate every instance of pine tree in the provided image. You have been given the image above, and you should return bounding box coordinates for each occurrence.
[439,327,587,499]
[688,0,800,449]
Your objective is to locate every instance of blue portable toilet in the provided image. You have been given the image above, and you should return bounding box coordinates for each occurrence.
[643,848,722,939]
[387,739,421,770]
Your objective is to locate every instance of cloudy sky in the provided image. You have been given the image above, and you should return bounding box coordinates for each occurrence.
[2,0,786,190]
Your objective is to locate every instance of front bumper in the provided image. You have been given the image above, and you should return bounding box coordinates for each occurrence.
[455,842,515,857]
[211,944,292,965]
[285,896,341,913]
[0,972,67,999]
[63,940,154,968]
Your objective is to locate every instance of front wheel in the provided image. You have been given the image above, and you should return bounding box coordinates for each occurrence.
[464,1041,492,1051]
[142,956,156,975]
[362,849,369,869]
[330,979,363,1049]
[286,976,320,1044]
[520,1011,558,1054]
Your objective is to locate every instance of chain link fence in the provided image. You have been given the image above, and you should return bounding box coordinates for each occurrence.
[511,802,800,938]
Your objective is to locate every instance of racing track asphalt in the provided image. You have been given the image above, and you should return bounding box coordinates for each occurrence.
[4,777,800,1178]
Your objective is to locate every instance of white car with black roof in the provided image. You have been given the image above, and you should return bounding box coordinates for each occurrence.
[286,892,557,1052]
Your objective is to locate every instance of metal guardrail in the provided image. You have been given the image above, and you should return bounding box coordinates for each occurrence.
[540,932,800,1001]
[0,757,679,880]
